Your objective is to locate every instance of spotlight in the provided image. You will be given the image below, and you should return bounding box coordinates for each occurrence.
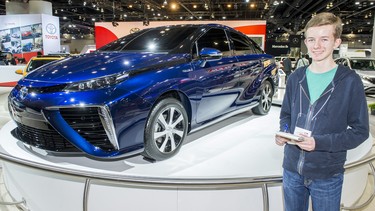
[112,21,119,27]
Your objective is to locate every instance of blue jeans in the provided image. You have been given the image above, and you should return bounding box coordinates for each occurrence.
[283,169,343,211]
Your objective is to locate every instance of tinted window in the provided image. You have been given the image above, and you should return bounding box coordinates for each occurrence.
[98,31,142,51]
[248,38,264,54]
[351,59,375,70]
[99,26,198,52]
[196,28,231,56]
[27,60,57,72]
[230,32,255,55]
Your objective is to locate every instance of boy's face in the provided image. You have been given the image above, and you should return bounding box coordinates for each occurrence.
[304,24,341,63]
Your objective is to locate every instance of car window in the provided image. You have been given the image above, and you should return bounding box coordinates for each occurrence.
[27,59,57,73]
[229,32,256,55]
[247,38,264,54]
[196,28,231,57]
[99,26,198,52]
[351,59,375,70]
[98,31,143,51]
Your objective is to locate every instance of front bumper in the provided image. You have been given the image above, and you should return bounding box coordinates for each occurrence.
[8,83,148,158]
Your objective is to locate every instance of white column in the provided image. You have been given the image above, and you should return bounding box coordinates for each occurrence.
[372,15,375,57]
[5,1,28,14]
[29,0,52,15]
[5,0,52,15]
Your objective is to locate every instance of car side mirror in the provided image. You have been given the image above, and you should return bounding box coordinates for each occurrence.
[199,48,222,67]
[15,69,23,75]
[199,48,223,61]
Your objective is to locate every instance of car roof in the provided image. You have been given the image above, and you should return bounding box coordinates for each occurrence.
[30,54,68,61]
[338,57,375,60]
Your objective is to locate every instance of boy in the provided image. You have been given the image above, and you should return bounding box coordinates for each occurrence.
[275,12,369,211]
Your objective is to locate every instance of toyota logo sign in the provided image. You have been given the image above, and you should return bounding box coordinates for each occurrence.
[46,23,57,34]
[18,87,28,100]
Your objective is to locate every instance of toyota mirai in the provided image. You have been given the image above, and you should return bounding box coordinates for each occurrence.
[8,24,277,161]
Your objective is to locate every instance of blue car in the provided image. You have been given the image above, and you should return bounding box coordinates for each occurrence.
[8,24,277,161]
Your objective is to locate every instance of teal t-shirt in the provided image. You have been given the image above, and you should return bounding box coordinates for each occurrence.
[306,66,337,104]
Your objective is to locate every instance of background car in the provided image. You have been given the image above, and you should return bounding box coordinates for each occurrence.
[275,56,297,70]
[8,24,277,161]
[335,57,375,94]
[15,54,68,76]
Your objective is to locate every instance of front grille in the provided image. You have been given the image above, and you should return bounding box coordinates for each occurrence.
[15,84,67,94]
[15,123,79,152]
[59,107,115,151]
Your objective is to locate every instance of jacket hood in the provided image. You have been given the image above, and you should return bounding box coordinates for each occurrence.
[22,52,185,85]
[295,64,354,85]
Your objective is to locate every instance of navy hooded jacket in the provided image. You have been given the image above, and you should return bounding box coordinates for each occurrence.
[280,64,369,179]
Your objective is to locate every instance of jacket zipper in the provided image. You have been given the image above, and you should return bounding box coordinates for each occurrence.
[297,150,305,174]
[297,102,315,175]
[296,76,334,175]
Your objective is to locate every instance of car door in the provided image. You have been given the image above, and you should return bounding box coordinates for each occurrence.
[229,32,264,105]
[191,28,239,123]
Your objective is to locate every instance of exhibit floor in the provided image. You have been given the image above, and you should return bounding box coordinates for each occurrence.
[0,92,373,210]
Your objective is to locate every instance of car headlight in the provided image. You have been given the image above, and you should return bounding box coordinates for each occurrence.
[64,72,129,91]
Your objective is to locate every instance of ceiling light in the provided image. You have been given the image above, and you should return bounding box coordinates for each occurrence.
[83,1,86,6]
[246,0,249,2]
[163,0,167,6]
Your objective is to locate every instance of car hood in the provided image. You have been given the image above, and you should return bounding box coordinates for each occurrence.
[23,52,186,85]
[355,70,375,77]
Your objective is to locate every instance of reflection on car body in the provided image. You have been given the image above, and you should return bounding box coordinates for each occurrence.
[15,54,69,76]
[8,24,277,161]
[335,57,375,94]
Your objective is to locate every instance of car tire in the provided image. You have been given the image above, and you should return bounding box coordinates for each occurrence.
[143,98,188,161]
[252,80,273,115]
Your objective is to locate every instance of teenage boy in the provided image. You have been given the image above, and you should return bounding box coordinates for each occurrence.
[275,12,369,211]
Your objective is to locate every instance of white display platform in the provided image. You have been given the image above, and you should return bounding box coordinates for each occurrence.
[0,106,373,211]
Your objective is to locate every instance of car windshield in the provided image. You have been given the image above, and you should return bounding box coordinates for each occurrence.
[27,59,57,73]
[98,26,198,52]
[350,59,375,71]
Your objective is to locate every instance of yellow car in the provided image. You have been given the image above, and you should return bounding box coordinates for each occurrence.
[16,54,68,76]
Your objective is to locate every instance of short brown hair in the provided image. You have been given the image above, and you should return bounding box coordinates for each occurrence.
[304,12,343,39]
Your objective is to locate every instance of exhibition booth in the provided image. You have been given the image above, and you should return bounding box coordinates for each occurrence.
[0,4,373,211]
